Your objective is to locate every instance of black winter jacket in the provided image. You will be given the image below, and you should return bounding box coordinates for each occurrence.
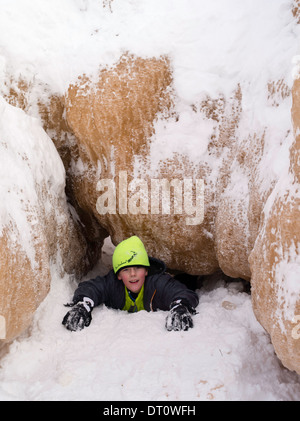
[73,257,199,312]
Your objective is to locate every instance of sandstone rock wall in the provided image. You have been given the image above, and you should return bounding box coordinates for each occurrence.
[0,97,88,344]
[63,55,255,276]
[248,78,300,373]
[62,56,286,282]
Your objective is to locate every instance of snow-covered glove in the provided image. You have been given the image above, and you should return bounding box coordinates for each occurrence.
[165,299,196,332]
[62,297,94,332]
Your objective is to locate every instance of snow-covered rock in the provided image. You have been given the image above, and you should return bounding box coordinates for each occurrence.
[249,77,300,373]
[0,97,89,345]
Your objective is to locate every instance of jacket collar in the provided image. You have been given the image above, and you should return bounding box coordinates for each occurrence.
[148,256,166,276]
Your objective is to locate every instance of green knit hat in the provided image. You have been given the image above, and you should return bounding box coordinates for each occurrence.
[112,236,150,274]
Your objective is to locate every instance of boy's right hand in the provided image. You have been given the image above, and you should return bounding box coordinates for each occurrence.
[165,299,195,331]
[62,297,94,332]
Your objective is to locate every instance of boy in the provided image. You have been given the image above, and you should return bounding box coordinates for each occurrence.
[62,236,199,332]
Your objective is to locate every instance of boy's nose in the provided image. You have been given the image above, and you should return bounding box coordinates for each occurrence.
[129,267,137,276]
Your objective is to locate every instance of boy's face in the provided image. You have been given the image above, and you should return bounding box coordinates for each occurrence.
[117,266,148,293]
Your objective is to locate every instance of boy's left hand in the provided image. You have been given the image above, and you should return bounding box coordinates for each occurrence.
[62,297,94,332]
[165,300,195,331]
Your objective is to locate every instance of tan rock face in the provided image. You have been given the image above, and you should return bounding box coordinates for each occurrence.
[66,55,173,170]
[0,98,88,344]
[63,55,253,276]
[63,54,174,250]
[0,229,50,342]
[249,78,300,373]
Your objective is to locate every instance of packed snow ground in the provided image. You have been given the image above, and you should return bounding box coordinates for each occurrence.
[0,239,299,401]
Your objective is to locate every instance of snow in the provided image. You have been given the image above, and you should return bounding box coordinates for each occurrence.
[0,238,299,401]
[0,0,300,401]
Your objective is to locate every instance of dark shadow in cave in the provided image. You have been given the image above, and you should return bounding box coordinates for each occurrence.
[170,268,251,294]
